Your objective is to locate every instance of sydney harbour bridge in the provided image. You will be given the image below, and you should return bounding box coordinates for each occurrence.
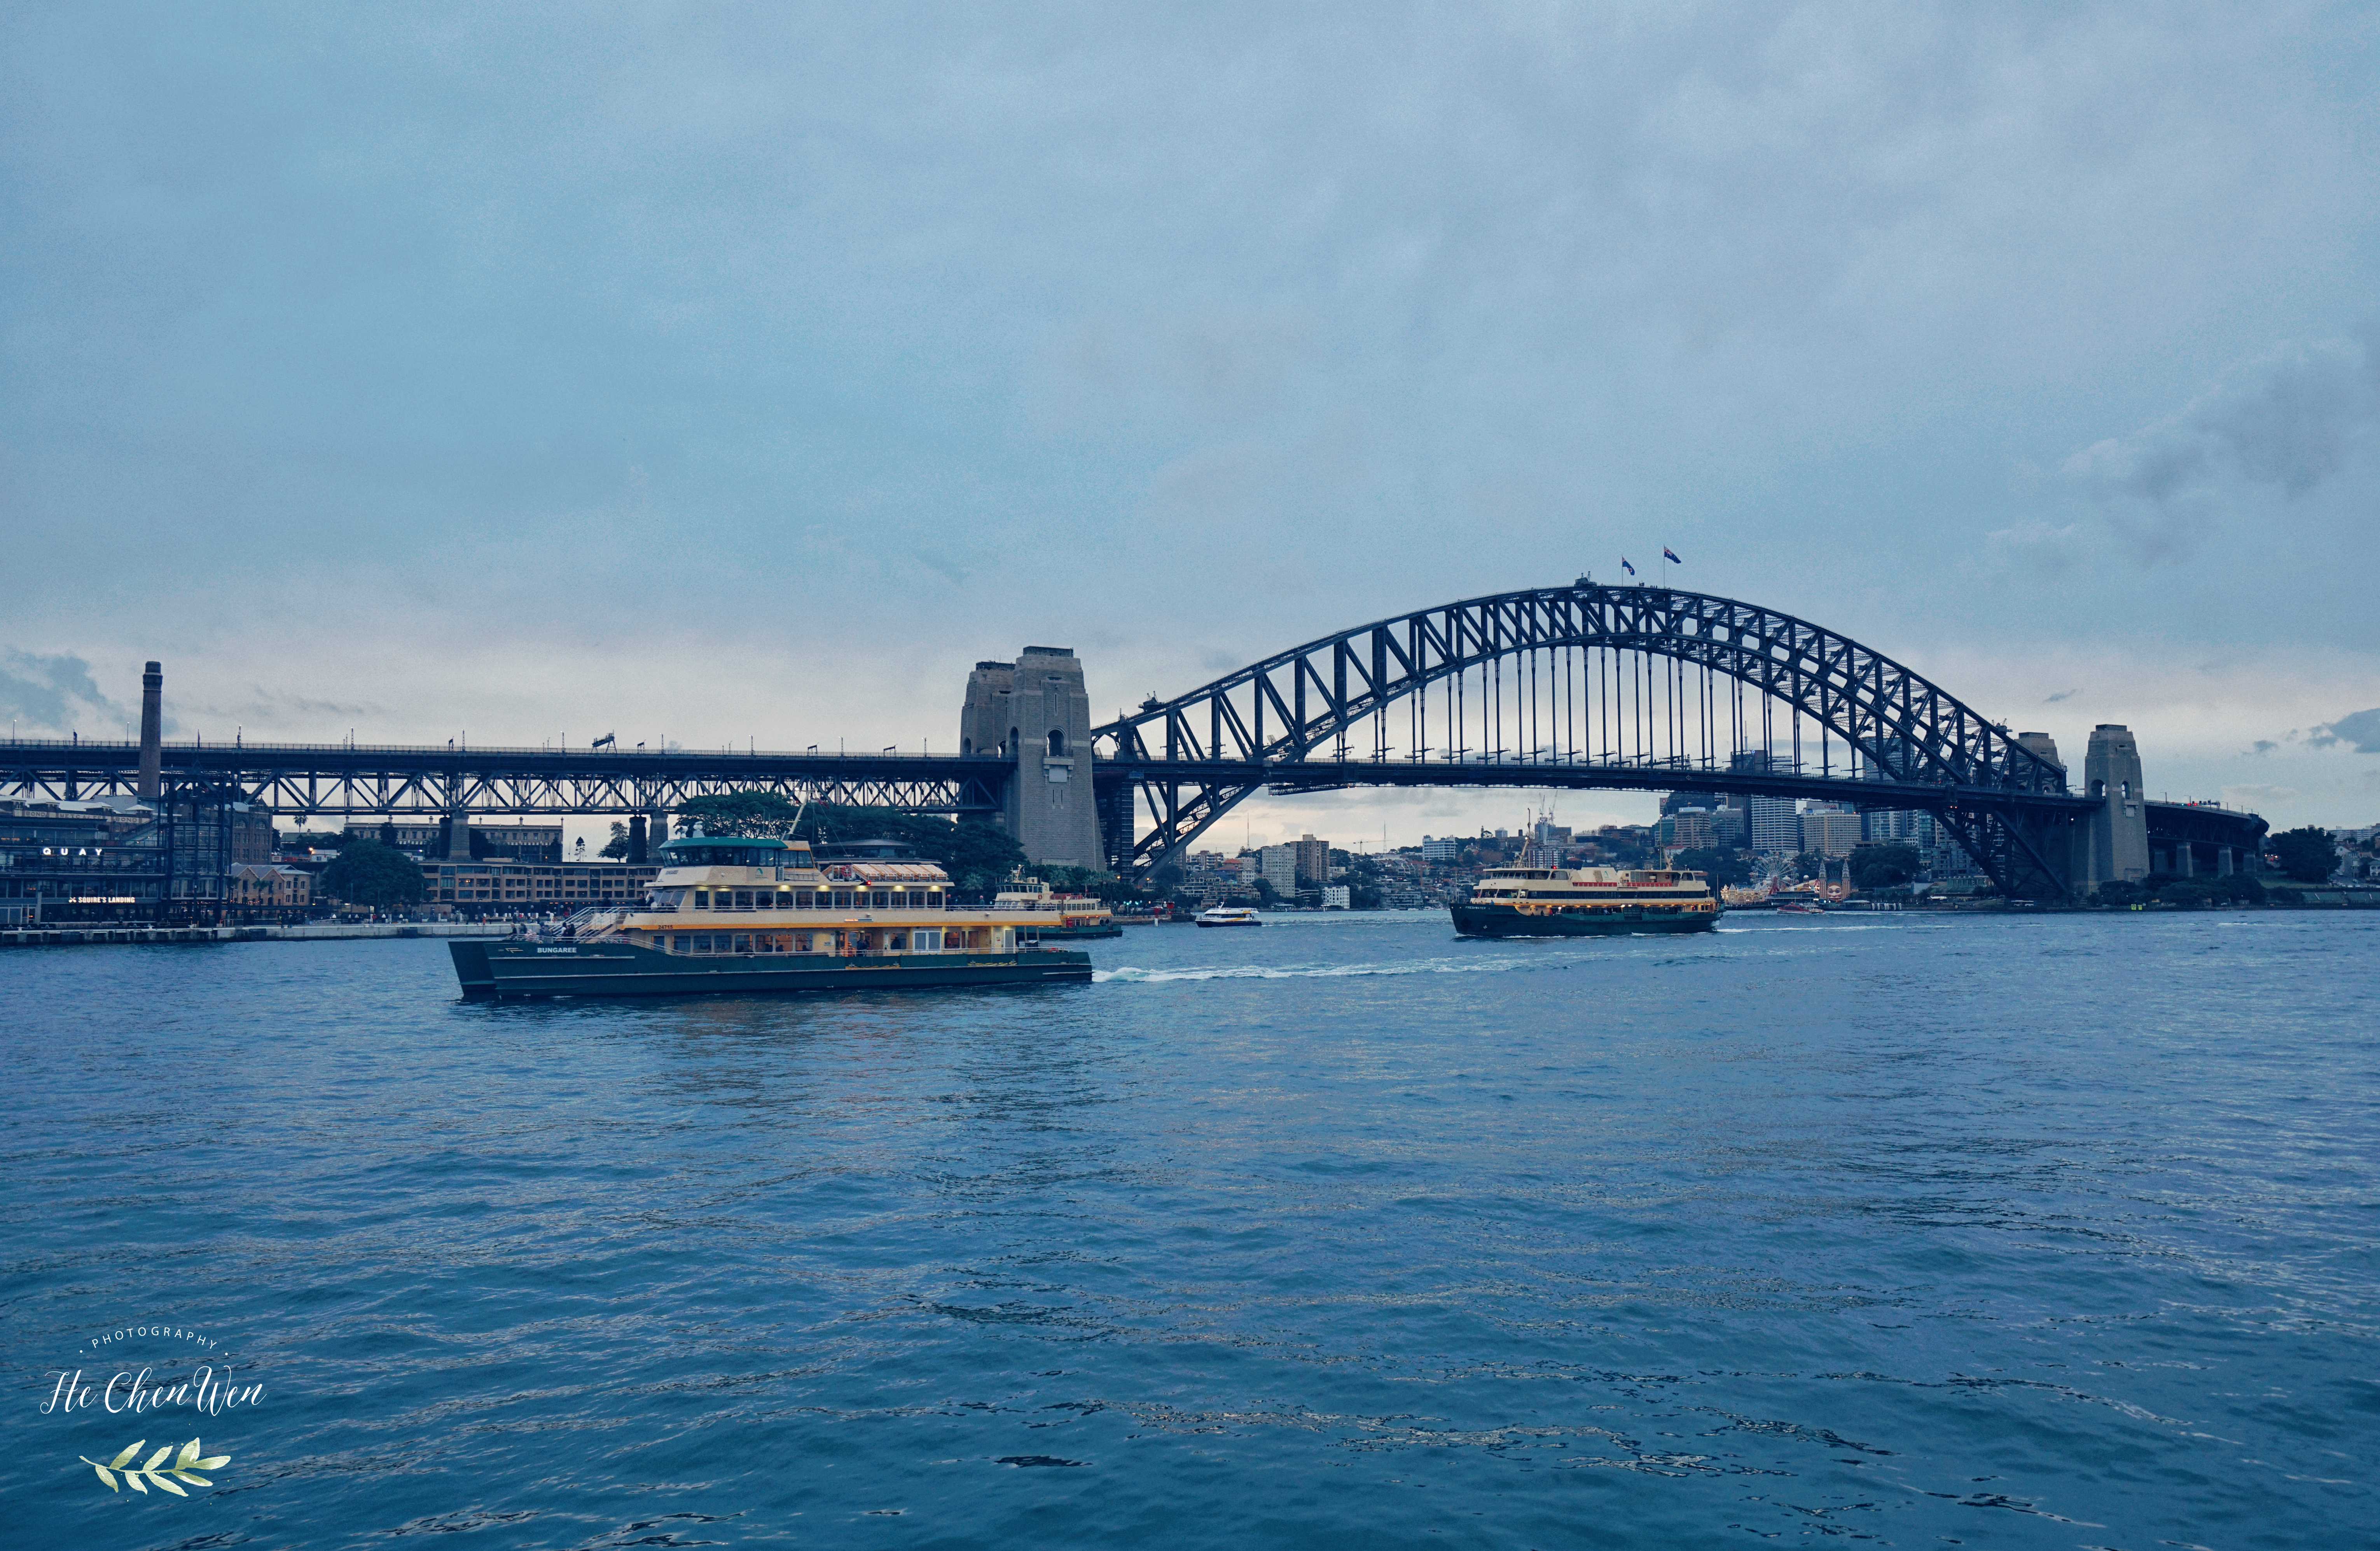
[0,581,2265,900]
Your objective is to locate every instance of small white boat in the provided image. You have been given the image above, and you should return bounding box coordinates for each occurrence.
[1194,907,1262,928]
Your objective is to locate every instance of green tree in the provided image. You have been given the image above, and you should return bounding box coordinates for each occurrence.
[792,804,1027,895]
[676,790,803,837]
[2270,826,2338,883]
[2209,872,2265,905]
[1849,843,1921,891]
[599,821,632,859]
[2093,880,2149,908]
[319,839,425,908]
[1671,847,1751,887]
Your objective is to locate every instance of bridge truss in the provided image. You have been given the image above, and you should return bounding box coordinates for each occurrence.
[0,743,1005,820]
[1094,581,2091,897]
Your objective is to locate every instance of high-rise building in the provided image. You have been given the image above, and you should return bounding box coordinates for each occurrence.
[1258,846,1299,897]
[1723,752,1796,855]
[1419,837,1461,864]
[1799,806,1862,858]
[1293,833,1330,888]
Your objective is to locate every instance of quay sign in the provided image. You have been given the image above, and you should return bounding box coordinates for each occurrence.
[70,896,137,904]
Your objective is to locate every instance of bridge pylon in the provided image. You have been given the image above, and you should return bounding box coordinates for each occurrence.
[961,646,1106,871]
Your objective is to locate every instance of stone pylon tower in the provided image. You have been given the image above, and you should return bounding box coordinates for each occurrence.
[961,647,1105,871]
[2082,724,2150,891]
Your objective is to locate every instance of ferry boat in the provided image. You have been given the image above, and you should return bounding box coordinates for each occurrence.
[449,834,1092,998]
[1450,863,1720,937]
[992,870,1122,939]
[1194,906,1262,928]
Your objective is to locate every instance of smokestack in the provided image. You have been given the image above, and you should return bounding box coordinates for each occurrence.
[138,660,163,803]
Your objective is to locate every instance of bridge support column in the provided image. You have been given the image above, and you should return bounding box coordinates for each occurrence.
[2217,846,2234,877]
[964,647,1104,871]
[2081,725,2149,894]
[446,808,472,860]
[627,813,648,864]
[647,809,669,855]
[2176,842,2195,878]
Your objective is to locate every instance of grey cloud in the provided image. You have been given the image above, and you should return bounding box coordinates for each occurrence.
[2251,739,2277,754]
[2064,334,2380,564]
[2043,689,2077,703]
[2308,708,2380,753]
[0,650,131,734]
[186,689,385,724]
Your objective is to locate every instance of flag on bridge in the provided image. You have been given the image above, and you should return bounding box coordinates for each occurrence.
[1620,557,1636,576]
[1663,547,1681,563]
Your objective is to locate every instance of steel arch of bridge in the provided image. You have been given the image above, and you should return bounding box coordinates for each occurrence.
[1092,581,2082,895]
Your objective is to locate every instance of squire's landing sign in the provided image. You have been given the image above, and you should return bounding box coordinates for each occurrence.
[40,1322,263,1502]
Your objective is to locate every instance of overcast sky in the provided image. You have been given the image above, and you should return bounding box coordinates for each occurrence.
[4,3,2376,847]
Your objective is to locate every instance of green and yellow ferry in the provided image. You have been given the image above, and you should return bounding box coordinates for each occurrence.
[449,834,1092,999]
[992,870,1123,939]
[1450,862,1721,938]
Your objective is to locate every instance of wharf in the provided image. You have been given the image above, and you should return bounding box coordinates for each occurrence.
[2,922,519,949]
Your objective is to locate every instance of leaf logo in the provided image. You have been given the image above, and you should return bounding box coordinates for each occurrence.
[79,1438,231,1497]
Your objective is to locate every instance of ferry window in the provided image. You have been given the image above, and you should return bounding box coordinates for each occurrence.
[732,934,750,953]
[776,891,793,909]
[734,890,753,911]
[871,890,891,909]
[672,935,687,953]
[914,929,942,952]
[693,890,709,910]
[794,933,811,952]
[832,889,853,909]
[888,932,908,951]
[796,891,815,909]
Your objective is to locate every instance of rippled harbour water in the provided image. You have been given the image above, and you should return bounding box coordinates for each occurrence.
[5,909,2374,1548]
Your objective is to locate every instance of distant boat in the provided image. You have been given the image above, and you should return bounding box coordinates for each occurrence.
[1195,907,1262,928]
[993,869,1123,939]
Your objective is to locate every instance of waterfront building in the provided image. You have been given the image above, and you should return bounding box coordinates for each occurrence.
[1321,885,1351,909]
[342,820,563,862]
[420,859,662,912]
[1420,836,1461,864]
[0,799,168,926]
[1293,833,1330,889]
[227,862,313,916]
[1257,845,1299,897]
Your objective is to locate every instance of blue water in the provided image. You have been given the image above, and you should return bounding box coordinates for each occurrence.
[5,911,2375,1547]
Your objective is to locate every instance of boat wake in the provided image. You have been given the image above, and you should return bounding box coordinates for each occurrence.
[1094,955,1555,985]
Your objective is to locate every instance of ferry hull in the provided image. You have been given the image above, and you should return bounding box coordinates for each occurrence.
[1450,902,1719,938]
[451,939,1093,999]
[1024,922,1124,940]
